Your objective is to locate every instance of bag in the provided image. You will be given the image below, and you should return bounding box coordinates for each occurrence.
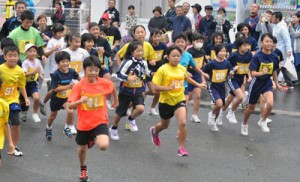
[283,55,298,81]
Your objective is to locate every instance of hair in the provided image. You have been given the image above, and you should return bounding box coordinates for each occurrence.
[211,32,224,44]
[21,10,34,21]
[83,56,101,69]
[52,23,65,34]
[214,43,226,56]
[37,14,47,22]
[55,51,70,64]
[191,32,204,41]
[15,1,27,8]
[183,30,193,43]
[128,5,135,10]
[261,33,274,42]
[176,5,183,10]
[99,25,107,33]
[166,45,182,56]
[3,45,20,56]
[272,36,277,44]
[124,40,143,59]
[235,37,249,49]
[272,11,283,21]
[81,33,96,48]
[1,37,16,50]
[217,7,226,15]
[235,32,246,40]
[67,32,81,43]
[170,0,176,3]
[133,25,146,35]
[293,12,300,23]
[88,22,99,30]
[237,23,251,32]
[173,34,187,42]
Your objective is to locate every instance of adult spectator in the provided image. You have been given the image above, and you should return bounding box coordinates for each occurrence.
[288,13,300,75]
[210,8,231,44]
[272,11,293,88]
[148,6,168,33]
[198,5,214,42]
[64,0,79,32]
[0,1,27,40]
[245,3,260,41]
[165,0,176,31]
[51,2,65,25]
[182,2,190,15]
[99,0,120,27]
[37,14,52,43]
[191,3,202,31]
[168,5,192,41]
[255,9,274,48]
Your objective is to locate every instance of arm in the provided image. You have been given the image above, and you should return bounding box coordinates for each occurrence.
[153,83,174,92]
[115,52,122,67]
[44,44,61,57]
[185,76,207,89]
[272,70,282,90]
[110,86,119,108]
[103,40,112,58]
[223,20,231,34]
[289,27,300,38]
[19,88,30,106]
[67,95,87,110]
[282,27,292,54]
[148,19,154,33]
[54,83,74,92]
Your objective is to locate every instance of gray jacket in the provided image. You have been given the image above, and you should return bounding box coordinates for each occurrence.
[289,25,300,54]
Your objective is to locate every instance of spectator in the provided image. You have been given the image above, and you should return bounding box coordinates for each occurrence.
[256,9,274,48]
[245,3,260,41]
[168,5,192,41]
[182,2,193,30]
[210,8,231,44]
[99,0,120,27]
[237,23,258,54]
[148,6,168,33]
[37,14,52,44]
[125,5,138,36]
[64,0,79,32]
[288,13,300,72]
[198,5,214,42]
[5,0,16,19]
[191,3,202,31]
[51,2,65,25]
[165,0,176,31]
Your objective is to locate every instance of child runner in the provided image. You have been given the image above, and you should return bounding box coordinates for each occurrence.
[148,28,168,116]
[45,51,80,140]
[216,37,252,125]
[109,41,152,140]
[205,32,224,61]
[67,56,118,182]
[0,45,30,155]
[22,43,44,123]
[202,44,234,132]
[242,33,283,136]
[237,23,258,55]
[150,45,206,156]
[187,33,207,123]
[226,32,246,55]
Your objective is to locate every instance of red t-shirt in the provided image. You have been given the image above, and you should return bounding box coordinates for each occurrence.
[68,77,114,131]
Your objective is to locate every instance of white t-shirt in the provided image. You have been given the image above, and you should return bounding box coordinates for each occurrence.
[22,58,43,82]
[63,47,90,77]
[46,37,66,74]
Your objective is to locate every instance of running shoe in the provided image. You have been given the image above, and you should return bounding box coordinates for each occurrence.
[125,119,138,132]
[63,128,72,138]
[261,121,270,133]
[241,123,248,136]
[32,113,41,123]
[190,114,201,123]
[149,108,159,116]
[109,126,119,141]
[39,101,47,116]
[207,112,219,132]
[150,127,160,146]
[257,118,272,126]
[226,111,238,124]
[45,128,52,141]
[79,166,89,182]
[216,111,223,126]
[177,147,189,157]
[69,125,77,135]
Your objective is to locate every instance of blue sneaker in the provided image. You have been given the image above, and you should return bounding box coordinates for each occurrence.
[63,128,72,138]
[45,128,52,141]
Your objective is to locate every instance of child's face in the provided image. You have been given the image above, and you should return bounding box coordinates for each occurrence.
[89,26,100,38]
[128,8,135,14]
[217,48,227,60]
[69,37,81,50]
[85,65,100,81]
[26,47,37,60]
[261,36,273,51]
[174,38,187,52]
[54,31,64,39]
[241,27,249,37]
[84,40,95,51]
[57,59,70,72]
[152,34,161,44]
[240,43,250,53]
[134,27,146,41]
[21,19,34,29]
[214,35,223,45]
[167,49,181,66]
[4,51,19,68]
[132,45,144,60]
[192,39,204,49]
[99,31,106,39]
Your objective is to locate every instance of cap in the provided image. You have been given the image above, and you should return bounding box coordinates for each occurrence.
[152,6,162,15]
[101,13,110,20]
[25,43,38,53]
[192,4,202,13]
[205,5,213,10]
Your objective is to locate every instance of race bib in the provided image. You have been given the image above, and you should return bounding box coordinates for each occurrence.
[194,57,204,69]
[167,77,184,93]
[155,50,164,62]
[56,84,71,99]
[124,78,143,88]
[212,69,228,83]
[237,62,250,75]
[69,61,82,73]
[81,93,104,111]
[210,50,216,60]
[106,36,114,45]
[259,62,274,75]
[1,84,18,98]
[231,48,237,53]
[26,67,39,81]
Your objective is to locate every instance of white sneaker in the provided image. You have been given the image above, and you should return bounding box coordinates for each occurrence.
[32,113,41,123]
[241,123,248,136]
[261,121,270,133]
[149,108,159,116]
[69,125,77,135]
[106,100,114,110]
[125,119,138,132]
[190,114,201,123]
[207,112,219,132]
[111,73,117,78]
[109,126,119,140]
[226,111,238,124]
[216,111,223,126]
[258,117,272,126]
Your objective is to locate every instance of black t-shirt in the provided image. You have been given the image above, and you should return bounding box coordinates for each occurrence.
[105,26,121,45]
[94,36,112,58]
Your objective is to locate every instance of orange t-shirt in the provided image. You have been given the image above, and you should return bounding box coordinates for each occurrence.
[68,77,114,131]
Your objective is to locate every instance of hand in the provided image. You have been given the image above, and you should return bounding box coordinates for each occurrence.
[42,55,47,64]
[203,73,209,79]
[205,55,211,60]
[229,71,234,78]
[42,34,50,41]
[35,66,41,74]
[187,72,192,77]
[69,82,75,88]
[97,47,104,54]
[247,76,252,83]
[168,84,175,91]
[198,83,207,89]
[25,98,30,106]
[262,67,268,75]
[39,75,44,81]
[79,96,88,104]
[234,66,239,71]
[101,65,106,70]
[149,60,156,66]
[111,99,118,108]
[54,44,61,51]
[109,60,113,67]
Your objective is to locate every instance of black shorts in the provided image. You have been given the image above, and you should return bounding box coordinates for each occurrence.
[76,124,108,145]
[159,101,186,120]
[9,103,21,126]
[50,96,67,112]
[115,93,144,117]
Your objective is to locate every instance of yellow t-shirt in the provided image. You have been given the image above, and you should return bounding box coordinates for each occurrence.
[153,64,187,106]
[117,41,156,61]
[0,99,9,149]
[0,64,26,104]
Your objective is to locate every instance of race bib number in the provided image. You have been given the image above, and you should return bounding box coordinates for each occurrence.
[1,84,18,98]
[82,93,104,111]
[18,39,35,53]
[259,62,274,75]
[211,50,216,60]
[237,63,250,75]
[69,61,82,73]
[212,69,228,83]
[155,50,164,62]
[56,84,71,99]
[124,78,143,88]
[168,78,184,93]
[194,57,204,69]
[26,67,39,81]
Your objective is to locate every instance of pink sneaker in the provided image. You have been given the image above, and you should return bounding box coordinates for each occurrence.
[150,127,160,146]
[177,147,189,157]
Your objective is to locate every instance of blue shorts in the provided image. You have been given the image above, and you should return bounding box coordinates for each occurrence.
[208,83,225,105]
[227,78,244,96]
[26,81,38,97]
[188,74,202,92]
[248,78,273,105]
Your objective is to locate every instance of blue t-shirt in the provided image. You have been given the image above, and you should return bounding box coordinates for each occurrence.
[180,51,196,87]
[227,50,252,81]
[226,43,238,55]
[51,68,79,97]
[249,50,278,80]
[202,59,233,85]
[89,48,98,57]
[248,36,258,51]
[273,48,284,68]
[187,47,206,77]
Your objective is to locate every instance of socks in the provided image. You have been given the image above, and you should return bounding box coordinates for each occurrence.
[128,116,134,121]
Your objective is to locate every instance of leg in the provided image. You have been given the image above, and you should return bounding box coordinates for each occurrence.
[130,105,144,119]
[32,92,40,113]
[223,94,235,111]
[95,135,109,151]
[243,104,256,125]
[260,91,274,122]
[174,107,187,148]
[43,90,53,104]
[192,88,201,115]
[230,89,244,111]
[64,103,74,126]
[213,99,223,120]
[77,145,88,167]
[47,111,58,128]
[11,125,20,147]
